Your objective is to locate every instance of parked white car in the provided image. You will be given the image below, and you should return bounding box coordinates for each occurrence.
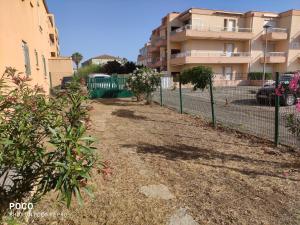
[88,73,111,79]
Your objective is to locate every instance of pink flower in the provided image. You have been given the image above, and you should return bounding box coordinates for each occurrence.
[275,84,284,96]
[296,100,300,112]
[289,73,300,92]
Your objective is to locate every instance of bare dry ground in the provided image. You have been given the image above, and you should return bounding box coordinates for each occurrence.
[32,98,300,225]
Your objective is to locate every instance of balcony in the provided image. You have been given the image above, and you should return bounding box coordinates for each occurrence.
[262,28,288,41]
[156,37,167,47]
[260,52,287,64]
[149,45,160,53]
[170,51,251,66]
[170,25,254,42]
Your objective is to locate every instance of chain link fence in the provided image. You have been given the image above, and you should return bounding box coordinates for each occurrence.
[153,76,299,149]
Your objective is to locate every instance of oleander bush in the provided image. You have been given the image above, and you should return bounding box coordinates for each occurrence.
[126,67,161,103]
[0,67,98,220]
[275,72,300,139]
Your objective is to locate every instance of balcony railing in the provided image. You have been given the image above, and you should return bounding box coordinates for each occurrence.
[171,24,252,35]
[267,28,288,33]
[171,51,251,59]
[265,52,286,57]
[260,52,287,64]
[214,73,248,81]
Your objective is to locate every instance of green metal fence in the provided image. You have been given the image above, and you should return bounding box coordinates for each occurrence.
[87,77,133,99]
[154,75,300,149]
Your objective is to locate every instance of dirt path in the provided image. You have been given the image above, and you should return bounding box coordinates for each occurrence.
[33,98,300,225]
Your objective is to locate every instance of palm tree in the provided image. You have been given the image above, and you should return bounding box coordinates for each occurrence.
[71,52,83,71]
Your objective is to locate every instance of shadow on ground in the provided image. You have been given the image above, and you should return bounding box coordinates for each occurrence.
[112,109,147,120]
[230,99,268,106]
[122,143,300,181]
[92,98,139,107]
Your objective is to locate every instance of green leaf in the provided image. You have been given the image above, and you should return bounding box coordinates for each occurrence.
[83,186,94,198]
[74,187,83,206]
[66,187,72,208]
[80,136,95,142]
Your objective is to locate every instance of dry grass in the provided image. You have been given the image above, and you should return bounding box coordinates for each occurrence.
[31,98,300,225]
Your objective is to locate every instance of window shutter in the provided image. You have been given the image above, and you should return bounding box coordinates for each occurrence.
[22,42,31,76]
[42,55,47,77]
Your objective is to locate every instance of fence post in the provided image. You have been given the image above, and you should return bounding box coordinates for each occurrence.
[274,72,280,147]
[209,75,216,128]
[160,77,163,106]
[179,75,183,114]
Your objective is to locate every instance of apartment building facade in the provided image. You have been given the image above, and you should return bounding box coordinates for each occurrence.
[0,0,73,92]
[138,8,300,85]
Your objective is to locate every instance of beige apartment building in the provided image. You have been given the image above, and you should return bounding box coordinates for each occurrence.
[138,8,300,85]
[0,0,73,92]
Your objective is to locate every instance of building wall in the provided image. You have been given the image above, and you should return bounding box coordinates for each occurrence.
[286,11,300,72]
[140,8,300,85]
[49,57,73,88]
[0,0,69,94]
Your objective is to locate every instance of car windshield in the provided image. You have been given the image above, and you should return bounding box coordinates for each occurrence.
[63,77,72,82]
[279,75,292,84]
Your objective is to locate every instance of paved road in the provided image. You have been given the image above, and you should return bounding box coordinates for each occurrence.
[154,86,299,148]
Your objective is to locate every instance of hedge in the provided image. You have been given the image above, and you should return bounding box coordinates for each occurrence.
[248,72,273,80]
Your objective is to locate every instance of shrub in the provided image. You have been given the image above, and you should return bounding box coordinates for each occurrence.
[77,64,102,80]
[248,72,273,80]
[275,72,300,139]
[181,66,213,91]
[126,68,161,103]
[0,67,98,219]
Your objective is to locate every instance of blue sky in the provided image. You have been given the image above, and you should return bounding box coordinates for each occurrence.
[47,0,300,62]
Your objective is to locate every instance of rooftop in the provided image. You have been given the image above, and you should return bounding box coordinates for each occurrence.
[93,54,122,60]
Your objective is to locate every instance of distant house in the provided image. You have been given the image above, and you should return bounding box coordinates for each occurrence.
[82,55,126,67]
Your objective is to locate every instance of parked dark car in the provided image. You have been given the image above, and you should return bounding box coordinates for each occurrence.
[61,76,73,89]
[256,74,299,106]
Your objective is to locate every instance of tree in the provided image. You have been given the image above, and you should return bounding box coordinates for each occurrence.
[180,66,214,91]
[77,64,102,80]
[72,52,83,71]
[102,60,123,74]
[123,61,137,74]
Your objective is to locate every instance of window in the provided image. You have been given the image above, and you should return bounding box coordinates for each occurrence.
[35,50,39,66]
[264,19,277,28]
[42,55,47,78]
[22,41,31,76]
[224,19,236,31]
[223,66,232,81]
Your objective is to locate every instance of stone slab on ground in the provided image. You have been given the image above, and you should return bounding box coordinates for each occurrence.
[168,208,199,225]
[140,184,174,200]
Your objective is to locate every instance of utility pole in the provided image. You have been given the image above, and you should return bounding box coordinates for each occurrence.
[263,24,272,87]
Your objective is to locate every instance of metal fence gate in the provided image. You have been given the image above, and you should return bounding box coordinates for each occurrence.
[87,77,133,99]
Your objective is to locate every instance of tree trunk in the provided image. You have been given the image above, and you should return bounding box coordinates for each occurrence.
[146,92,153,105]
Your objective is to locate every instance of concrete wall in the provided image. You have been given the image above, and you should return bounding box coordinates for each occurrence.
[48,57,74,88]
